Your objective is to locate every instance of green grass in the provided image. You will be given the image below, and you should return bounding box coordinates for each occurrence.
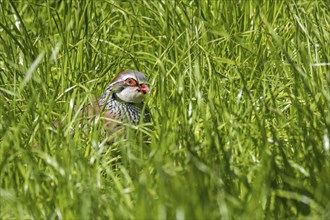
[1,0,329,219]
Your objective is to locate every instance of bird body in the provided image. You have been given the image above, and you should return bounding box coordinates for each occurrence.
[86,70,151,128]
[33,70,150,150]
[53,70,150,133]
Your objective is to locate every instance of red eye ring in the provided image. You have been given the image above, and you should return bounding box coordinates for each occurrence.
[125,78,138,86]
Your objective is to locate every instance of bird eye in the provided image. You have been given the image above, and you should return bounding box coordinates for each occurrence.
[125,78,138,86]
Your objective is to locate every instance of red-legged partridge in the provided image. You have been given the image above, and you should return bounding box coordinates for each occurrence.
[86,70,151,128]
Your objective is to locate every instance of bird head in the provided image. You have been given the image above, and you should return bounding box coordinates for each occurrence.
[107,70,150,104]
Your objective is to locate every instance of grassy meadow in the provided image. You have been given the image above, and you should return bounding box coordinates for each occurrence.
[1,0,329,219]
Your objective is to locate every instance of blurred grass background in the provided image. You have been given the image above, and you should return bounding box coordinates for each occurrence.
[0,0,329,219]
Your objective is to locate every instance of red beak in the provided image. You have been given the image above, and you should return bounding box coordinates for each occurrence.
[139,84,149,94]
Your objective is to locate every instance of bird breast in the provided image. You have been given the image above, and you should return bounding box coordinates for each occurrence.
[101,94,150,125]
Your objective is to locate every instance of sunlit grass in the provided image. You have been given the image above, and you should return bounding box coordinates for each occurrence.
[1,1,329,219]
